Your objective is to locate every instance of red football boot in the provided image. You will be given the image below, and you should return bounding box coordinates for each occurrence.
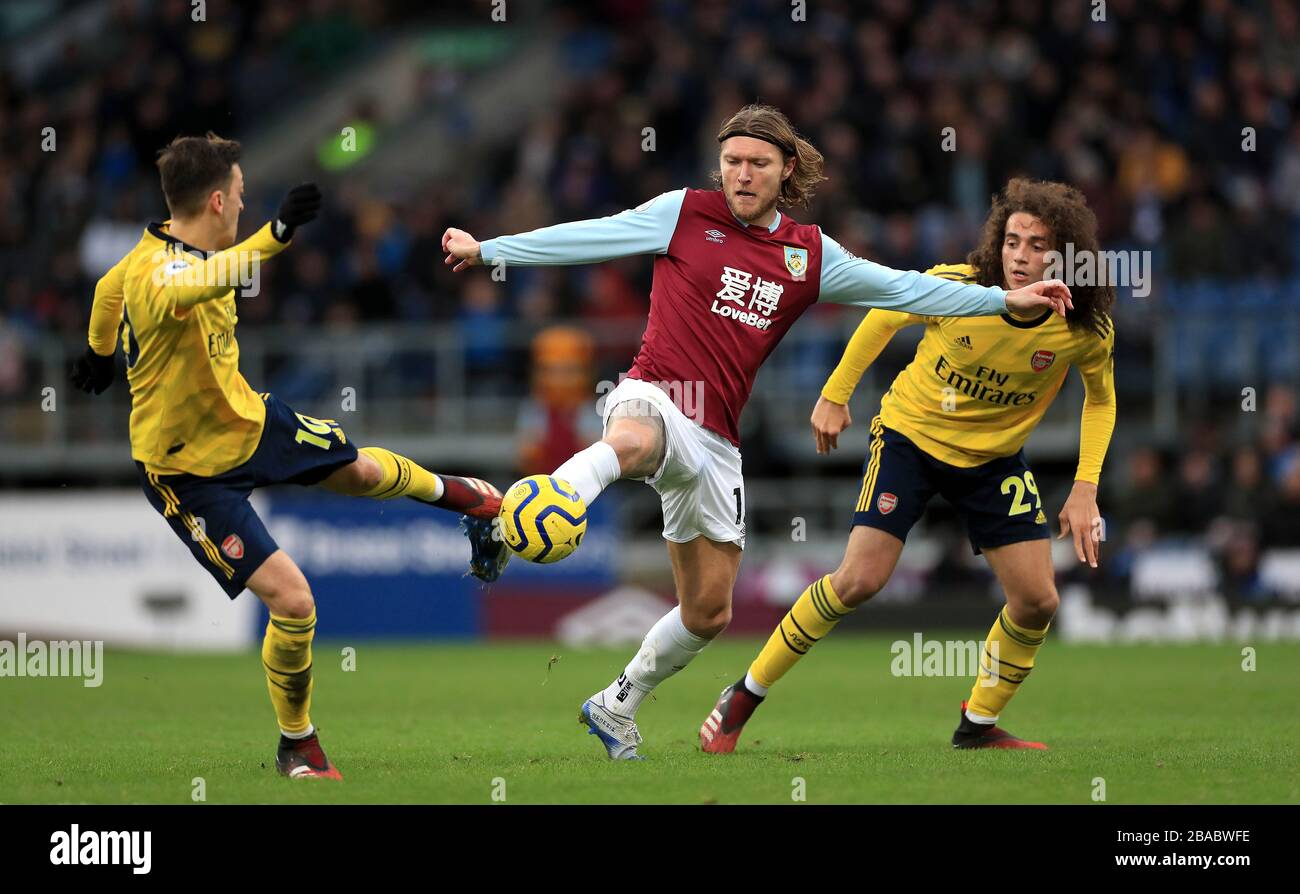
[700,682,764,754]
[951,700,1048,750]
[437,476,503,521]
[276,732,344,779]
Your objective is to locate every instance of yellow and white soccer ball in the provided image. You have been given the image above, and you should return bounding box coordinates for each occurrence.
[498,474,588,564]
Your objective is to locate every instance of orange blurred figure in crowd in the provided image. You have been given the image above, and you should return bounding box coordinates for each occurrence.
[518,326,600,476]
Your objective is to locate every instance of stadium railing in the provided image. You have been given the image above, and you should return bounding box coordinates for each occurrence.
[1,318,1145,476]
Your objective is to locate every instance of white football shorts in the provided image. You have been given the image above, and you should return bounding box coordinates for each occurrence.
[600,376,745,550]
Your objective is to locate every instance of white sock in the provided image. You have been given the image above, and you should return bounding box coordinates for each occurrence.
[965,708,997,725]
[553,441,622,506]
[743,671,768,698]
[600,605,709,718]
[281,723,315,740]
[427,474,445,501]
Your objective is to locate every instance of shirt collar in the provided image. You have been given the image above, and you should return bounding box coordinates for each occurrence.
[147,220,211,259]
[729,208,782,233]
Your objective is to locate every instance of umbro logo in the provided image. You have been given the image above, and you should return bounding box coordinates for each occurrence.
[954,335,973,350]
[705,229,726,244]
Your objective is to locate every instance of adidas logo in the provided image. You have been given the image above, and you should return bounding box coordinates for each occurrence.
[466,477,498,497]
[954,335,973,350]
[701,709,722,742]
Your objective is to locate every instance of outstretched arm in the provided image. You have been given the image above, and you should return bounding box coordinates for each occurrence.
[162,221,292,311]
[811,310,923,453]
[443,189,686,272]
[818,234,1072,317]
[162,184,321,312]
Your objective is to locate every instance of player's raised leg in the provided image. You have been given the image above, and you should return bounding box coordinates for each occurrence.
[551,396,664,507]
[320,446,507,581]
[952,538,1055,750]
[321,446,501,519]
[246,550,343,779]
[701,525,903,753]
[584,535,741,759]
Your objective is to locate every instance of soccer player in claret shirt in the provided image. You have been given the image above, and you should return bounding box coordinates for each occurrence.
[700,178,1117,753]
[442,105,1073,760]
[71,133,507,779]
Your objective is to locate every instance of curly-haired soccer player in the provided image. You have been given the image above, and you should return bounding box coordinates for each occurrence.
[700,178,1116,752]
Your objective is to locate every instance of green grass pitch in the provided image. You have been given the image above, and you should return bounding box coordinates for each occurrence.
[3,636,1297,804]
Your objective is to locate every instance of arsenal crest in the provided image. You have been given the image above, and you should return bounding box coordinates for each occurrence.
[221,534,245,560]
[877,492,898,515]
[1030,349,1055,372]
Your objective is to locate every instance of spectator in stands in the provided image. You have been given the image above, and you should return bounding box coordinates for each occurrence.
[1111,447,1176,537]
[1259,453,1300,547]
[1223,446,1266,522]
[1218,521,1267,601]
[1168,449,1224,535]
[517,326,601,477]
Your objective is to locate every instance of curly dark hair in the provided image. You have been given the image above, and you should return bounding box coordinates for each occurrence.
[967,178,1115,337]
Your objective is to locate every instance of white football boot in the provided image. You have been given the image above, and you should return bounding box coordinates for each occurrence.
[578,692,645,760]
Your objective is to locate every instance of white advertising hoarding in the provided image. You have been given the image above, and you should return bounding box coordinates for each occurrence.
[0,492,258,651]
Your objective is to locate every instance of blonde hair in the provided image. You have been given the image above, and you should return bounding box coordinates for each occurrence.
[712,104,826,209]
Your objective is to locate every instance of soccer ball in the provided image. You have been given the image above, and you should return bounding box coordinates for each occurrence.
[498,474,588,563]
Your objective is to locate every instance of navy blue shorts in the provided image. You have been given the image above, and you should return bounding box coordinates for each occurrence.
[138,394,359,598]
[851,416,1050,554]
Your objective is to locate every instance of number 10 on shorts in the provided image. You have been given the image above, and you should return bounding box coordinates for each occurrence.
[294,412,344,449]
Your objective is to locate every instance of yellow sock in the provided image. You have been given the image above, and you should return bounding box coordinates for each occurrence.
[965,607,1049,721]
[359,446,444,502]
[748,575,852,690]
[263,610,316,735]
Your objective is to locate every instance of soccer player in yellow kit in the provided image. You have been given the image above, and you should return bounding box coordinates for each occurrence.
[71,133,506,778]
[700,178,1116,752]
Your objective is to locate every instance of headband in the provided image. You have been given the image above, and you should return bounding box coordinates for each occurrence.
[718,129,795,156]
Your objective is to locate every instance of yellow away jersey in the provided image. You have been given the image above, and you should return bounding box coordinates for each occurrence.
[823,264,1116,480]
[86,220,290,476]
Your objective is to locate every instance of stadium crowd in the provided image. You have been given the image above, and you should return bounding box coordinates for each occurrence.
[3,0,1299,595]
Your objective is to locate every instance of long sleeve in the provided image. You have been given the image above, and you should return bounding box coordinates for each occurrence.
[479,189,686,266]
[818,233,1008,317]
[1075,324,1117,484]
[87,254,129,356]
[160,222,291,313]
[821,310,925,404]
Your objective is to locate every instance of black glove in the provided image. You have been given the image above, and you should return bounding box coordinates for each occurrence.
[71,346,115,395]
[273,183,323,242]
